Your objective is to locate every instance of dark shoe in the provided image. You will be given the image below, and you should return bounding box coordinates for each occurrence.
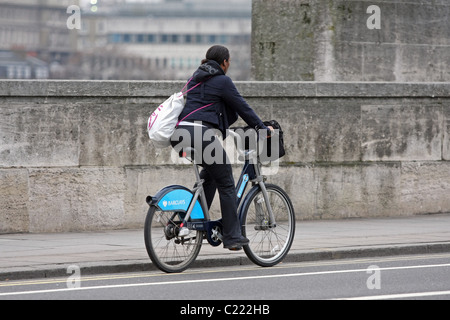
[224,237,249,250]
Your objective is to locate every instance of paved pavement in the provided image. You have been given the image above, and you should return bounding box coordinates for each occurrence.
[1,213,450,280]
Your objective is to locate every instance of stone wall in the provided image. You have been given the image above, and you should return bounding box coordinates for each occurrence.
[251,0,450,81]
[0,80,449,233]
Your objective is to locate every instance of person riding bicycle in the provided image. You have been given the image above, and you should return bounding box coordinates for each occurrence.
[171,45,273,250]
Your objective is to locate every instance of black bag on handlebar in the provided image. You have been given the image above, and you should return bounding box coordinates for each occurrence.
[260,120,285,161]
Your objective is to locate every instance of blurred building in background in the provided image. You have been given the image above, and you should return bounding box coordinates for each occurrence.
[0,0,78,79]
[0,50,49,79]
[78,0,251,80]
[0,0,252,80]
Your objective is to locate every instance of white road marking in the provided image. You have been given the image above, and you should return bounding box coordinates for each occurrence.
[341,290,450,300]
[1,263,450,297]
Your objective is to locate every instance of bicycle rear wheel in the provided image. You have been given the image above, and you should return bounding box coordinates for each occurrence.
[144,206,202,273]
[240,184,295,267]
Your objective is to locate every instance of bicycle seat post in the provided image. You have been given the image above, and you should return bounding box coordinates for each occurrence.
[192,158,202,186]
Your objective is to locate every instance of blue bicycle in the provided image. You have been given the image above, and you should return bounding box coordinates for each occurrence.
[144,129,295,273]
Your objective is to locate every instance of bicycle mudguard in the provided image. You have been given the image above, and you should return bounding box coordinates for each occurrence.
[146,185,204,220]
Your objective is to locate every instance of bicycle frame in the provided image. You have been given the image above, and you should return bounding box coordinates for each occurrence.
[235,151,274,221]
[146,130,276,245]
[186,130,275,224]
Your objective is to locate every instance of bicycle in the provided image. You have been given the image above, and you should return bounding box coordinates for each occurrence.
[144,129,295,273]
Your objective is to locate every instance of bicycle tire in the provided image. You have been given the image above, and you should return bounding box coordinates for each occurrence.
[240,184,295,267]
[144,206,202,273]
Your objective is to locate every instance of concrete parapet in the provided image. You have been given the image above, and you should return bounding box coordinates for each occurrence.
[0,80,449,232]
[252,0,450,82]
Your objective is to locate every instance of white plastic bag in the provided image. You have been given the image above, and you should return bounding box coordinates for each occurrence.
[147,92,185,148]
[147,79,213,148]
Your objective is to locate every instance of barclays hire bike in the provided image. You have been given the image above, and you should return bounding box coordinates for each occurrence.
[144,129,295,273]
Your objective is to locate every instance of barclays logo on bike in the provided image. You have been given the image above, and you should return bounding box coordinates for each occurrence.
[162,200,186,207]
[157,188,204,217]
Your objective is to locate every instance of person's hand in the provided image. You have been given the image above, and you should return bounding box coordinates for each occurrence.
[267,126,274,137]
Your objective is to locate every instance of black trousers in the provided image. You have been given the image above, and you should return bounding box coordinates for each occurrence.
[170,124,242,246]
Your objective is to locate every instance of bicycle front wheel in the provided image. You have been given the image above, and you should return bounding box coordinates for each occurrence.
[144,206,202,273]
[240,184,295,267]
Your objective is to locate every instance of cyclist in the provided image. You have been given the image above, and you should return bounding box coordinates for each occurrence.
[171,45,273,250]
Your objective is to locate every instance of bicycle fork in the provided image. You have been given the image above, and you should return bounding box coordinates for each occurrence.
[252,162,276,228]
[254,180,276,229]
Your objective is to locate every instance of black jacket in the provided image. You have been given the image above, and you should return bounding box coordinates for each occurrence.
[178,60,268,136]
